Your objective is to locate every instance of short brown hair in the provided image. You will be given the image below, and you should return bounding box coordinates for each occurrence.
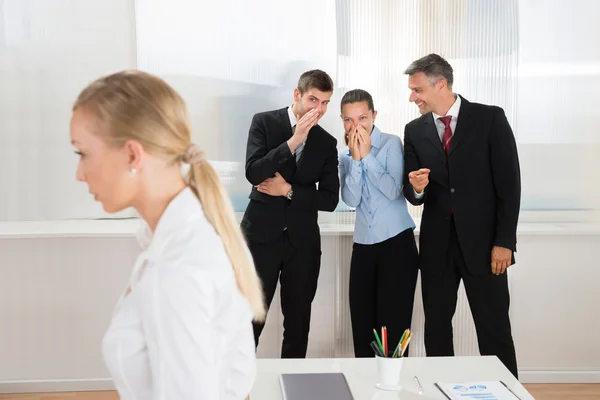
[297,69,334,95]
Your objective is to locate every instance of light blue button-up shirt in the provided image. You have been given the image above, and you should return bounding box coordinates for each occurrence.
[339,126,415,245]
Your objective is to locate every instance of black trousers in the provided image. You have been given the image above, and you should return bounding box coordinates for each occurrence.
[249,231,321,358]
[349,228,419,358]
[421,217,519,378]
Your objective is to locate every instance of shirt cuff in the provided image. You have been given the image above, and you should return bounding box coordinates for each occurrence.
[349,159,363,175]
[361,152,375,167]
[414,188,425,199]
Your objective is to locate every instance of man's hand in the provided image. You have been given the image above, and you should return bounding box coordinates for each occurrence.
[356,124,371,158]
[491,246,512,275]
[408,168,431,193]
[288,109,320,153]
[255,172,291,197]
[347,128,361,161]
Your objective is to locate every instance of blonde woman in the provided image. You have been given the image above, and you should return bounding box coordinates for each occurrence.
[70,70,265,399]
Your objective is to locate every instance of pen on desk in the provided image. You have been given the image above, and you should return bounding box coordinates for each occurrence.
[414,375,423,395]
[500,380,522,400]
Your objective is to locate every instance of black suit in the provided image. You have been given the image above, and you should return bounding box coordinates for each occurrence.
[241,107,339,358]
[403,96,521,377]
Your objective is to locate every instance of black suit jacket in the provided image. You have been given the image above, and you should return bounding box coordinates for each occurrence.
[241,107,340,249]
[403,96,521,275]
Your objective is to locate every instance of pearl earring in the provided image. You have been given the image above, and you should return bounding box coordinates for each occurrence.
[130,168,137,175]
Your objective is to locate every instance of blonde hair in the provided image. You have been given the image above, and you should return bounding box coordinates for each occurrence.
[73,70,265,321]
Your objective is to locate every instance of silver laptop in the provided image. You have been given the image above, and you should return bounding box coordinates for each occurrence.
[279,373,355,400]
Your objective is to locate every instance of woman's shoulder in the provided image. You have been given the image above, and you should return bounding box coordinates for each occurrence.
[379,131,401,144]
[153,212,233,274]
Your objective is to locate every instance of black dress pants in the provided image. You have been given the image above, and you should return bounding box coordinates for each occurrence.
[349,228,419,357]
[421,217,519,378]
[249,231,321,358]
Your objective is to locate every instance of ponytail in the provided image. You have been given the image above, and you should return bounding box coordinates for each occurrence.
[71,70,264,319]
[186,162,266,322]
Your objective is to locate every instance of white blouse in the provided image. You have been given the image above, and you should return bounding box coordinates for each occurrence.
[102,187,256,400]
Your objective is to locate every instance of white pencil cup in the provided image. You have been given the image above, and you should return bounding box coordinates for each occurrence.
[375,355,404,390]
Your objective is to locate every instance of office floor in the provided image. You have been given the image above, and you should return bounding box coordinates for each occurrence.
[0,385,599,399]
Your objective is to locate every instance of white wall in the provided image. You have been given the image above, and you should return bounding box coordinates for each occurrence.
[0,220,598,393]
[510,234,600,382]
[0,0,137,220]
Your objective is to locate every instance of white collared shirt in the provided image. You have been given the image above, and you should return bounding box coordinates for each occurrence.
[287,104,297,128]
[287,105,306,157]
[102,187,256,400]
[432,94,461,141]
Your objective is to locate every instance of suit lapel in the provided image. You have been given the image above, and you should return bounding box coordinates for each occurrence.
[448,96,472,156]
[277,107,294,141]
[423,113,445,157]
[420,113,448,189]
[276,108,296,177]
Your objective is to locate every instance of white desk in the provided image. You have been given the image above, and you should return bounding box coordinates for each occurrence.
[0,219,599,390]
[251,356,534,399]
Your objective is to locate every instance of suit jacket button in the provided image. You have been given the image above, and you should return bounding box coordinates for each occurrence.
[450,188,455,193]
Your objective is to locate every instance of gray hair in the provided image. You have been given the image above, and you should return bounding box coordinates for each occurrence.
[404,53,454,89]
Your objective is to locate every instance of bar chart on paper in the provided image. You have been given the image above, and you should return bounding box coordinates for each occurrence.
[435,381,521,400]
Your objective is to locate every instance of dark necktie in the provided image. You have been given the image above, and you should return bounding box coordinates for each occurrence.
[439,115,454,213]
[292,125,305,163]
[439,115,453,155]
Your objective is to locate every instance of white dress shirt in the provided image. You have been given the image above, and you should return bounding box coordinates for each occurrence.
[102,187,256,400]
[432,94,461,141]
[287,105,305,161]
[287,104,297,128]
[414,94,462,198]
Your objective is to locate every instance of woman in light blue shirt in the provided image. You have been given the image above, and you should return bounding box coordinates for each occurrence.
[339,89,419,357]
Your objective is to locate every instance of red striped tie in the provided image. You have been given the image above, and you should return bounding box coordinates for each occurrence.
[439,115,452,154]
[439,116,454,214]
